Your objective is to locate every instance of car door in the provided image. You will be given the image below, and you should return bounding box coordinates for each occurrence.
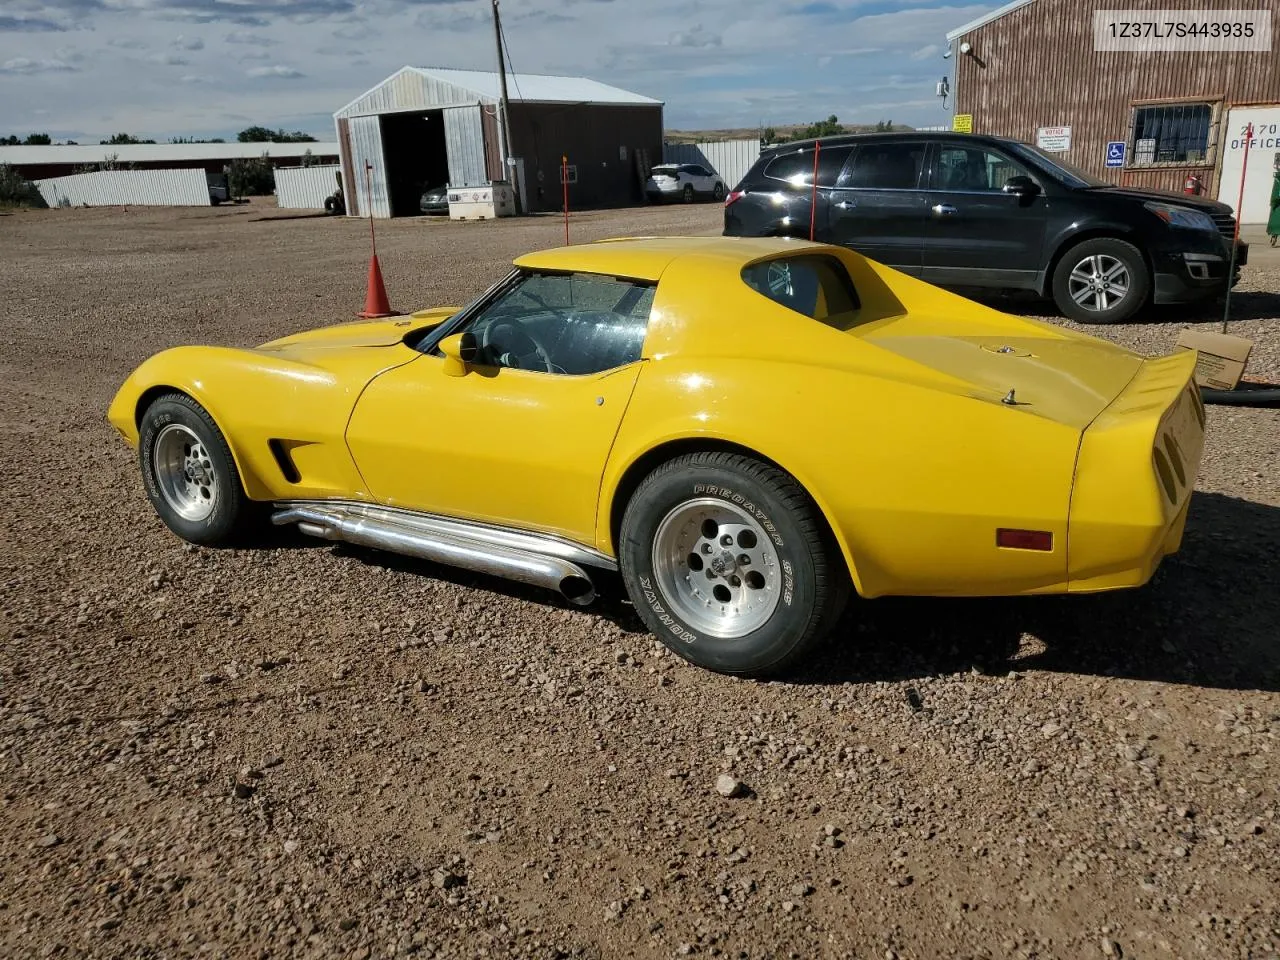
[825,140,930,274]
[345,271,654,544]
[919,142,1051,288]
[691,164,716,193]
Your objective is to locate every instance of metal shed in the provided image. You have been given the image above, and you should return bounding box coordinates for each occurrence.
[333,66,664,217]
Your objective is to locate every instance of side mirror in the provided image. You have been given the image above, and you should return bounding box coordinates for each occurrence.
[1003,175,1041,199]
[438,331,477,377]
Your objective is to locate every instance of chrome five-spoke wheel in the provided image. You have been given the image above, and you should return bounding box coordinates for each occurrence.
[1068,253,1130,313]
[152,423,218,522]
[652,498,780,639]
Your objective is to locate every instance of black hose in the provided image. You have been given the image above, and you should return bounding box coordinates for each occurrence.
[1200,382,1280,407]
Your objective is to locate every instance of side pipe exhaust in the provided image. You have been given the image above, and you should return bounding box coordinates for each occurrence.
[272,504,598,606]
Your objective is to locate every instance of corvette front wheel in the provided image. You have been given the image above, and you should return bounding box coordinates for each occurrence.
[138,393,252,546]
[619,452,848,677]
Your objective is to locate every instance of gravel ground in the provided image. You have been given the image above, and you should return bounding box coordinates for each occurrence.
[1,201,1278,960]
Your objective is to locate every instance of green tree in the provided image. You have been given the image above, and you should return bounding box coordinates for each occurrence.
[228,154,275,196]
[791,115,844,141]
[0,162,47,208]
[100,133,156,145]
[874,119,894,132]
[23,133,52,145]
[761,126,777,146]
[237,125,316,143]
[0,135,19,146]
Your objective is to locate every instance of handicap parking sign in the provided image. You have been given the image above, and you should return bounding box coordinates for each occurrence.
[1105,141,1126,168]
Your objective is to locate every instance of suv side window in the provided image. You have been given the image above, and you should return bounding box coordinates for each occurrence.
[740,255,861,328]
[931,145,1031,191]
[837,142,927,189]
[761,145,853,187]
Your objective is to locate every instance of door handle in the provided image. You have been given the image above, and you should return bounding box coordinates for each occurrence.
[834,200,856,210]
[932,203,958,218]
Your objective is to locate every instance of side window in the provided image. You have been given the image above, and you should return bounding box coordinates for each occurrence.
[838,142,927,189]
[932,146,1030,191]
[464,272,654,376]
[762,150,812,185]
[763,146,852,187]
[740,255,861,328]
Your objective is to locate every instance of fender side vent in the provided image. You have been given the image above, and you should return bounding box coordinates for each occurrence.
[268,439,301,484]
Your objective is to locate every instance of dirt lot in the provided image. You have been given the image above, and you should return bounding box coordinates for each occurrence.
[1,201,1278,960]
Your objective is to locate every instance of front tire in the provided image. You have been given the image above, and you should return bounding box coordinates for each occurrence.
[712,182,725,202]
[1051,237,1149,324]
[138,393,252,546]
[619,452,848,677]
[682,184,694,204]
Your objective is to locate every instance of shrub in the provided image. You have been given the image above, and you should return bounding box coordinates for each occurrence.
[228,155,275,196]
[0,163,47,208]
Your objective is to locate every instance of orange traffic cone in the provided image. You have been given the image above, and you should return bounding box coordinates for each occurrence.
[358,253,395,319]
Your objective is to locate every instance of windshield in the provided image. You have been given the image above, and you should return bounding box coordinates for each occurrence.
[1005,142,1111,188]
[650,166,678,176]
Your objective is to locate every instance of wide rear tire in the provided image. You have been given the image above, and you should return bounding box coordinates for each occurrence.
[619,452,848,677]
[138,393,252,546]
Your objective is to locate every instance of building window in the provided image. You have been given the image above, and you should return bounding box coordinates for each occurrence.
[1130,102,1212,165]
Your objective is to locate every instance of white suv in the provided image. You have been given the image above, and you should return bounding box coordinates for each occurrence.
[645,163,726,204]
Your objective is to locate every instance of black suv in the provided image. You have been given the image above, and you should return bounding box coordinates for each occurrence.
[724,132,1247,324]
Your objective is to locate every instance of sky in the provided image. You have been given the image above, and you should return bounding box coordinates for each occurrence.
[0,0,991,142]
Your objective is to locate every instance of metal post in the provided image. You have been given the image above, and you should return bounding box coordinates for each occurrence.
[809,141,821,241]
[364,160,377,256]
[1222,122,1253,333]
[562,155,570,245]
[492,0,521,213]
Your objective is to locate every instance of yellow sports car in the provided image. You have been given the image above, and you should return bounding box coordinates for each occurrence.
[108,237,1206,676]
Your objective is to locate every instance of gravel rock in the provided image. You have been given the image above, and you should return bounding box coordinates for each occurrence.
[714,774,745,798]
[0,205,1276,960]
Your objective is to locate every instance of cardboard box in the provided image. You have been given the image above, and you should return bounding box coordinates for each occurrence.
[1173,330,1253,390]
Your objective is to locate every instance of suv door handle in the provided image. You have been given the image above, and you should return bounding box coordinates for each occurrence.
[932,203,958,218]
[834,200,856,210]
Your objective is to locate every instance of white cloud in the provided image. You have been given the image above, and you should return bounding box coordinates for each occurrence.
[148,52,189,65]
[248,64,304,78]
[910,43,940,59]
[174,34,205,50]
[224,30,276,45]
[180,74,212,83]
[0,57,77,74]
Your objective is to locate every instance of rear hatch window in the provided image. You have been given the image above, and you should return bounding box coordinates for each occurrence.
[741,255,861,329]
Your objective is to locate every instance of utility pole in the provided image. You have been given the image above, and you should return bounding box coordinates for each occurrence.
[491,0,522,213]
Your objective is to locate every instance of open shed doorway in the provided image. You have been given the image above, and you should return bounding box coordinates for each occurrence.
[380,109,449,217]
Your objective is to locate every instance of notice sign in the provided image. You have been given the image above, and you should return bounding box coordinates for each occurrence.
[1105,141,1126,167]
[1036,126,1072,152]
[952,113,973,133]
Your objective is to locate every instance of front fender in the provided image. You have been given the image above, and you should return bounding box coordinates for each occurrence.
[107,343,416,502]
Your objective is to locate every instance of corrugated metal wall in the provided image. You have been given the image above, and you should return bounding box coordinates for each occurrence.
[34,168,210,207]
[443,105,489,187]
[335,67,482,118]
[953,0,1280,197]
[275,165,341,209]
[662,139,762,188]
[344,116,390,218]
[507,103,664,211]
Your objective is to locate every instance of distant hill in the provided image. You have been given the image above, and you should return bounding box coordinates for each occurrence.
[664,123,915,144]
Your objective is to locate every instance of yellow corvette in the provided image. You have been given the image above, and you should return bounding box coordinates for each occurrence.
[108,236,1205,676]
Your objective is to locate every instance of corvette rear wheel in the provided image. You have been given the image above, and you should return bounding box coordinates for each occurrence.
[138,393,252,546]
[619,452,848,677]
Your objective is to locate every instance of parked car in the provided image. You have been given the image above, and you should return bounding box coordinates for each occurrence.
[420,183,449,215]
[724,132,1247,324]
[646,163,726,204]
[108,237,1205,677]
[206,172,230,206]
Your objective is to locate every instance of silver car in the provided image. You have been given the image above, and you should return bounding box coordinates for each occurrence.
[645,163,726,204]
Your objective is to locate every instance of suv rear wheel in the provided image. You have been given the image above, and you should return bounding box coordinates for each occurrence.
[1051,237,1149,324]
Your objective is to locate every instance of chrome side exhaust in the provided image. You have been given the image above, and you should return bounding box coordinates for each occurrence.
[271,502,599,605]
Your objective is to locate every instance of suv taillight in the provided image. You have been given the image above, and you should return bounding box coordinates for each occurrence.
[725,189,745,208]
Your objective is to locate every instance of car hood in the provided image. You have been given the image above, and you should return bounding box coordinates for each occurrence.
[1084,185,1233,215]
[860,318,1143,430]
[252,307,455,369]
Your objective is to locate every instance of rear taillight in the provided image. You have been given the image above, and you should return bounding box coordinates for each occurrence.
[725,189,745,208]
